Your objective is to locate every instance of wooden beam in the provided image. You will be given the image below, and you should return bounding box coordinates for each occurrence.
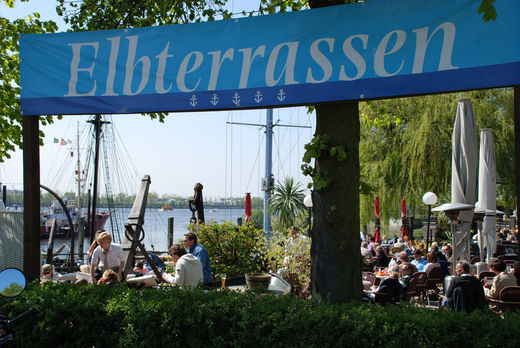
[122,175,150,276]
[22,116,40,281]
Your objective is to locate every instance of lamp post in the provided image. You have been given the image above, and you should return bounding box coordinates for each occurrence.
[422,192,438,252]
[304,194,313,237]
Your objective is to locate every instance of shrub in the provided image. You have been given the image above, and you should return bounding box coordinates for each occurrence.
[265,232,311,299]
[188,221,266,278]
[2,282,520,348]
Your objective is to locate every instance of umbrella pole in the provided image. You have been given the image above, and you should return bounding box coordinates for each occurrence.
[451,218,458,263]
[477,221,485,263]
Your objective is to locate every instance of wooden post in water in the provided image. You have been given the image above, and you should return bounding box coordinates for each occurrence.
[46,220,57,265]
[167,217,174,249]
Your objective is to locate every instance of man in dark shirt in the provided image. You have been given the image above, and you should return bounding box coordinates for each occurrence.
[445,261,485,313]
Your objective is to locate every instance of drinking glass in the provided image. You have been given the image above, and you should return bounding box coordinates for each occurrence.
[221,273,227,288]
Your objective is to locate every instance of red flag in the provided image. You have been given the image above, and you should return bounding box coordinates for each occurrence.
[244,193,252,222]
[401,199,409,239]
[374,197,381,244]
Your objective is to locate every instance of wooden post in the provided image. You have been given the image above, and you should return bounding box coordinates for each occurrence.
[167,217,174,248]
[23,116,40,281]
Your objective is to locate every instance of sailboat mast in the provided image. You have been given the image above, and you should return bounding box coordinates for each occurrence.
[76,121,85,258]
[89,115,102,243]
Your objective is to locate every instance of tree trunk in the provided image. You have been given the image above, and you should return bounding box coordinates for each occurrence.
[311,102,361,303]
[514,86,520,232]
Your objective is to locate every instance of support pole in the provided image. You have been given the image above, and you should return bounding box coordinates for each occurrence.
[426,205,432,251]
[23,116,40,281]
[263,108,273,239]
[89,115,102,241]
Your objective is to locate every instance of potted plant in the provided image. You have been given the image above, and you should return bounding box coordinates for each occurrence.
[245,271,271,292]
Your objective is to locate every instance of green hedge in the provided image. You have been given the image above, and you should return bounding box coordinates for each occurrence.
[1,281,519,347]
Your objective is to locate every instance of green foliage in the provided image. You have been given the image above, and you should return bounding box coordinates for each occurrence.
[188,221,266,277]
[0,7,58,162]
[265,232,311,299]
[359,89,515,230]
[251,207,264,230]
[475,0,497,22]
[2,281,520,347]
[268,177,307,230]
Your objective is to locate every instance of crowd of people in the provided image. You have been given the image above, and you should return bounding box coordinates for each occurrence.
[361,231,520,312]
[40,230,213,289]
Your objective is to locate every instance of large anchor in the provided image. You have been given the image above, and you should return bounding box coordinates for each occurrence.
[188,182,205,224]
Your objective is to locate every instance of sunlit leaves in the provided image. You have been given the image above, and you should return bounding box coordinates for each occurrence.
[0,8,57,161]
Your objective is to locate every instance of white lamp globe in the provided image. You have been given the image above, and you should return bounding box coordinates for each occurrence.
[422,192,438,206]
[304,194,313,208]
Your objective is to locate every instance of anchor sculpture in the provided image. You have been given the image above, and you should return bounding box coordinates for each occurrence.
[189,182,205,224]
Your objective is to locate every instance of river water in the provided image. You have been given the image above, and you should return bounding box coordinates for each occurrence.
[40,207,245,259]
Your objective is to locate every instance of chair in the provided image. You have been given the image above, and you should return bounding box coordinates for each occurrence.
[425,267,444,306]
[470,256,480,265]
[405,272,427,303]
[374,291,399,305]
[362,272,376,291]
[488,286,520,316]
[504,260,517,267]
[478,271,495,281]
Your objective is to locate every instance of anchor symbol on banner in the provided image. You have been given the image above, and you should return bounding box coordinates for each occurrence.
[254,91,263,103]
[277,89,286,102]
[232,92,240,107]
[210,94,219,106]
[189,95,198,107]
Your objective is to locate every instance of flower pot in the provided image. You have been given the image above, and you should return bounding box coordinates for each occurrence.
[245,272,271,292]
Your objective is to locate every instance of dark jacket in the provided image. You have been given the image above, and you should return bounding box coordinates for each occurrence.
[446,274,486,313]
[373,252,390,268]
[377,277,402,302]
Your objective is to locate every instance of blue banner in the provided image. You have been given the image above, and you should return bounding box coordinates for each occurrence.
[20,0,520,116]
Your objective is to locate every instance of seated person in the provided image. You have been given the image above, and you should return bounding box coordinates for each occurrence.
[444,261,485,313]
[133,261,150,276]
[365,267,402,303]
[512,261,520,286]
[361,242,372,259]
[40,264,55,283]
[402,235,415,255]
[97,269,120,287]
[90,231,125,283]
[423,252,441,274]
[442,244,453,263]
[373,246,390,268]
[398,263,414,298]
[162,244,203,289]
[484,259,517,299]
[416,243,426,256]
[411,250,427,272]
[431,244,447,262]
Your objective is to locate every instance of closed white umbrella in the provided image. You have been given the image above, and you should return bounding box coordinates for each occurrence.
[451,99,478,261]
[477,129,497,262]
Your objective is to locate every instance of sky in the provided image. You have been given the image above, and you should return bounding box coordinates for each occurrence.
[0,0,315,199]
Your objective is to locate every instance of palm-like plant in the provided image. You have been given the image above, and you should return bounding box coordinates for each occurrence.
[269,178,307,230]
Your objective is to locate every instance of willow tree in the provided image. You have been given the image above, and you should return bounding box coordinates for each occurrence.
[359,89,515,231]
